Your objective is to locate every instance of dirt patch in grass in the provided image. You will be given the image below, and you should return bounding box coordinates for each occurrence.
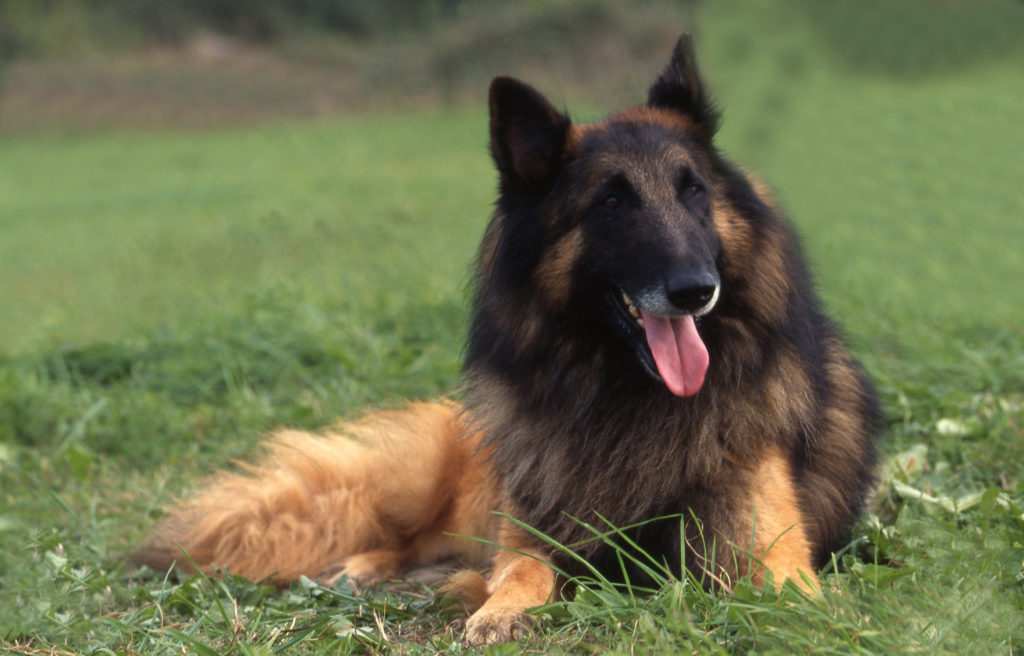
[0,3,687,132]
[0,36,367,131]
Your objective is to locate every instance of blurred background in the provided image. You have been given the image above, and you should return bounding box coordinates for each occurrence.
[2,0,1022,128]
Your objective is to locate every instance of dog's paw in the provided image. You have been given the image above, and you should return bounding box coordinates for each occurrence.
[339,552,392,585]
[314,551,397,589]
[313,563,379,589]
[464,606,533,645]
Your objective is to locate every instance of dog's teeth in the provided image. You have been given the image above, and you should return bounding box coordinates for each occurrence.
[620,290,643,326]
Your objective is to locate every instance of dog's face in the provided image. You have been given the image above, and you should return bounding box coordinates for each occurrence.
[487,36,725,397]
[566,111,722,396]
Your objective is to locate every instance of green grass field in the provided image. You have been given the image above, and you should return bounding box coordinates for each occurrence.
[2,2,1023,654]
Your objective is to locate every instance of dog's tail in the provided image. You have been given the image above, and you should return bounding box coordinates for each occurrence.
[134,401,500,585]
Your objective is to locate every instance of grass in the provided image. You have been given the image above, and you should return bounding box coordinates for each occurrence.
[2,2,1024,654]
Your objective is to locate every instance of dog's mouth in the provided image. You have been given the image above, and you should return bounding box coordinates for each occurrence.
[608,288,714,397]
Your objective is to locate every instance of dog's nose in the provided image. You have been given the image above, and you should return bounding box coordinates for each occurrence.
[665,270,719,314]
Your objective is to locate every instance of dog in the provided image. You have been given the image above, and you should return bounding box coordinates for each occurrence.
[136,34,880,645]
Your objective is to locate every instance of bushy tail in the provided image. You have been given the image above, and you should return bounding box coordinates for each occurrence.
[135,401,499,585]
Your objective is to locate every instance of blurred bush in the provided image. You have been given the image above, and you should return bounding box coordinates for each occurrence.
[3,0,1021,76]
[0,0,470,59]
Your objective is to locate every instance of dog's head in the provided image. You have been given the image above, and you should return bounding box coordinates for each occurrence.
[486,35,726,397]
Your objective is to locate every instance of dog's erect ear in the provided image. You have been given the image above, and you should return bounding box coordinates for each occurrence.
[647,34,720,139]
[489,76,571,195]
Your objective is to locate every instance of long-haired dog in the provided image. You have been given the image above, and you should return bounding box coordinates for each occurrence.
[138,35,879,645]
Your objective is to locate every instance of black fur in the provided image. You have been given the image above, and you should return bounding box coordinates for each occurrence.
[466,34,880,585]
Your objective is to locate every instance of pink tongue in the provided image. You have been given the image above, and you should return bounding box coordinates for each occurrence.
[640,312,709,397]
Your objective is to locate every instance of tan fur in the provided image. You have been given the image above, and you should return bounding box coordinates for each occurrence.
[609,104,700,135]
[744,446,819,593]
[137,402,499,585]
[710,200,752,265]
[140,408,819,596]
[464,521,559,645]
[534,226,584,307]
[710,191,790,325]
[442,569,491,613]
[140,401,562,643]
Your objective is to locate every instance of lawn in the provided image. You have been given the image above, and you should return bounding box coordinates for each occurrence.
[2,2,1023,654]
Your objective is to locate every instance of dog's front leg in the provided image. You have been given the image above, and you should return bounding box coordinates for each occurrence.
[464,523,556,645]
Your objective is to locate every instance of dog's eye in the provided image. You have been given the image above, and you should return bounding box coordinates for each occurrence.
[680,170,706,200]
[602,195,621,210]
